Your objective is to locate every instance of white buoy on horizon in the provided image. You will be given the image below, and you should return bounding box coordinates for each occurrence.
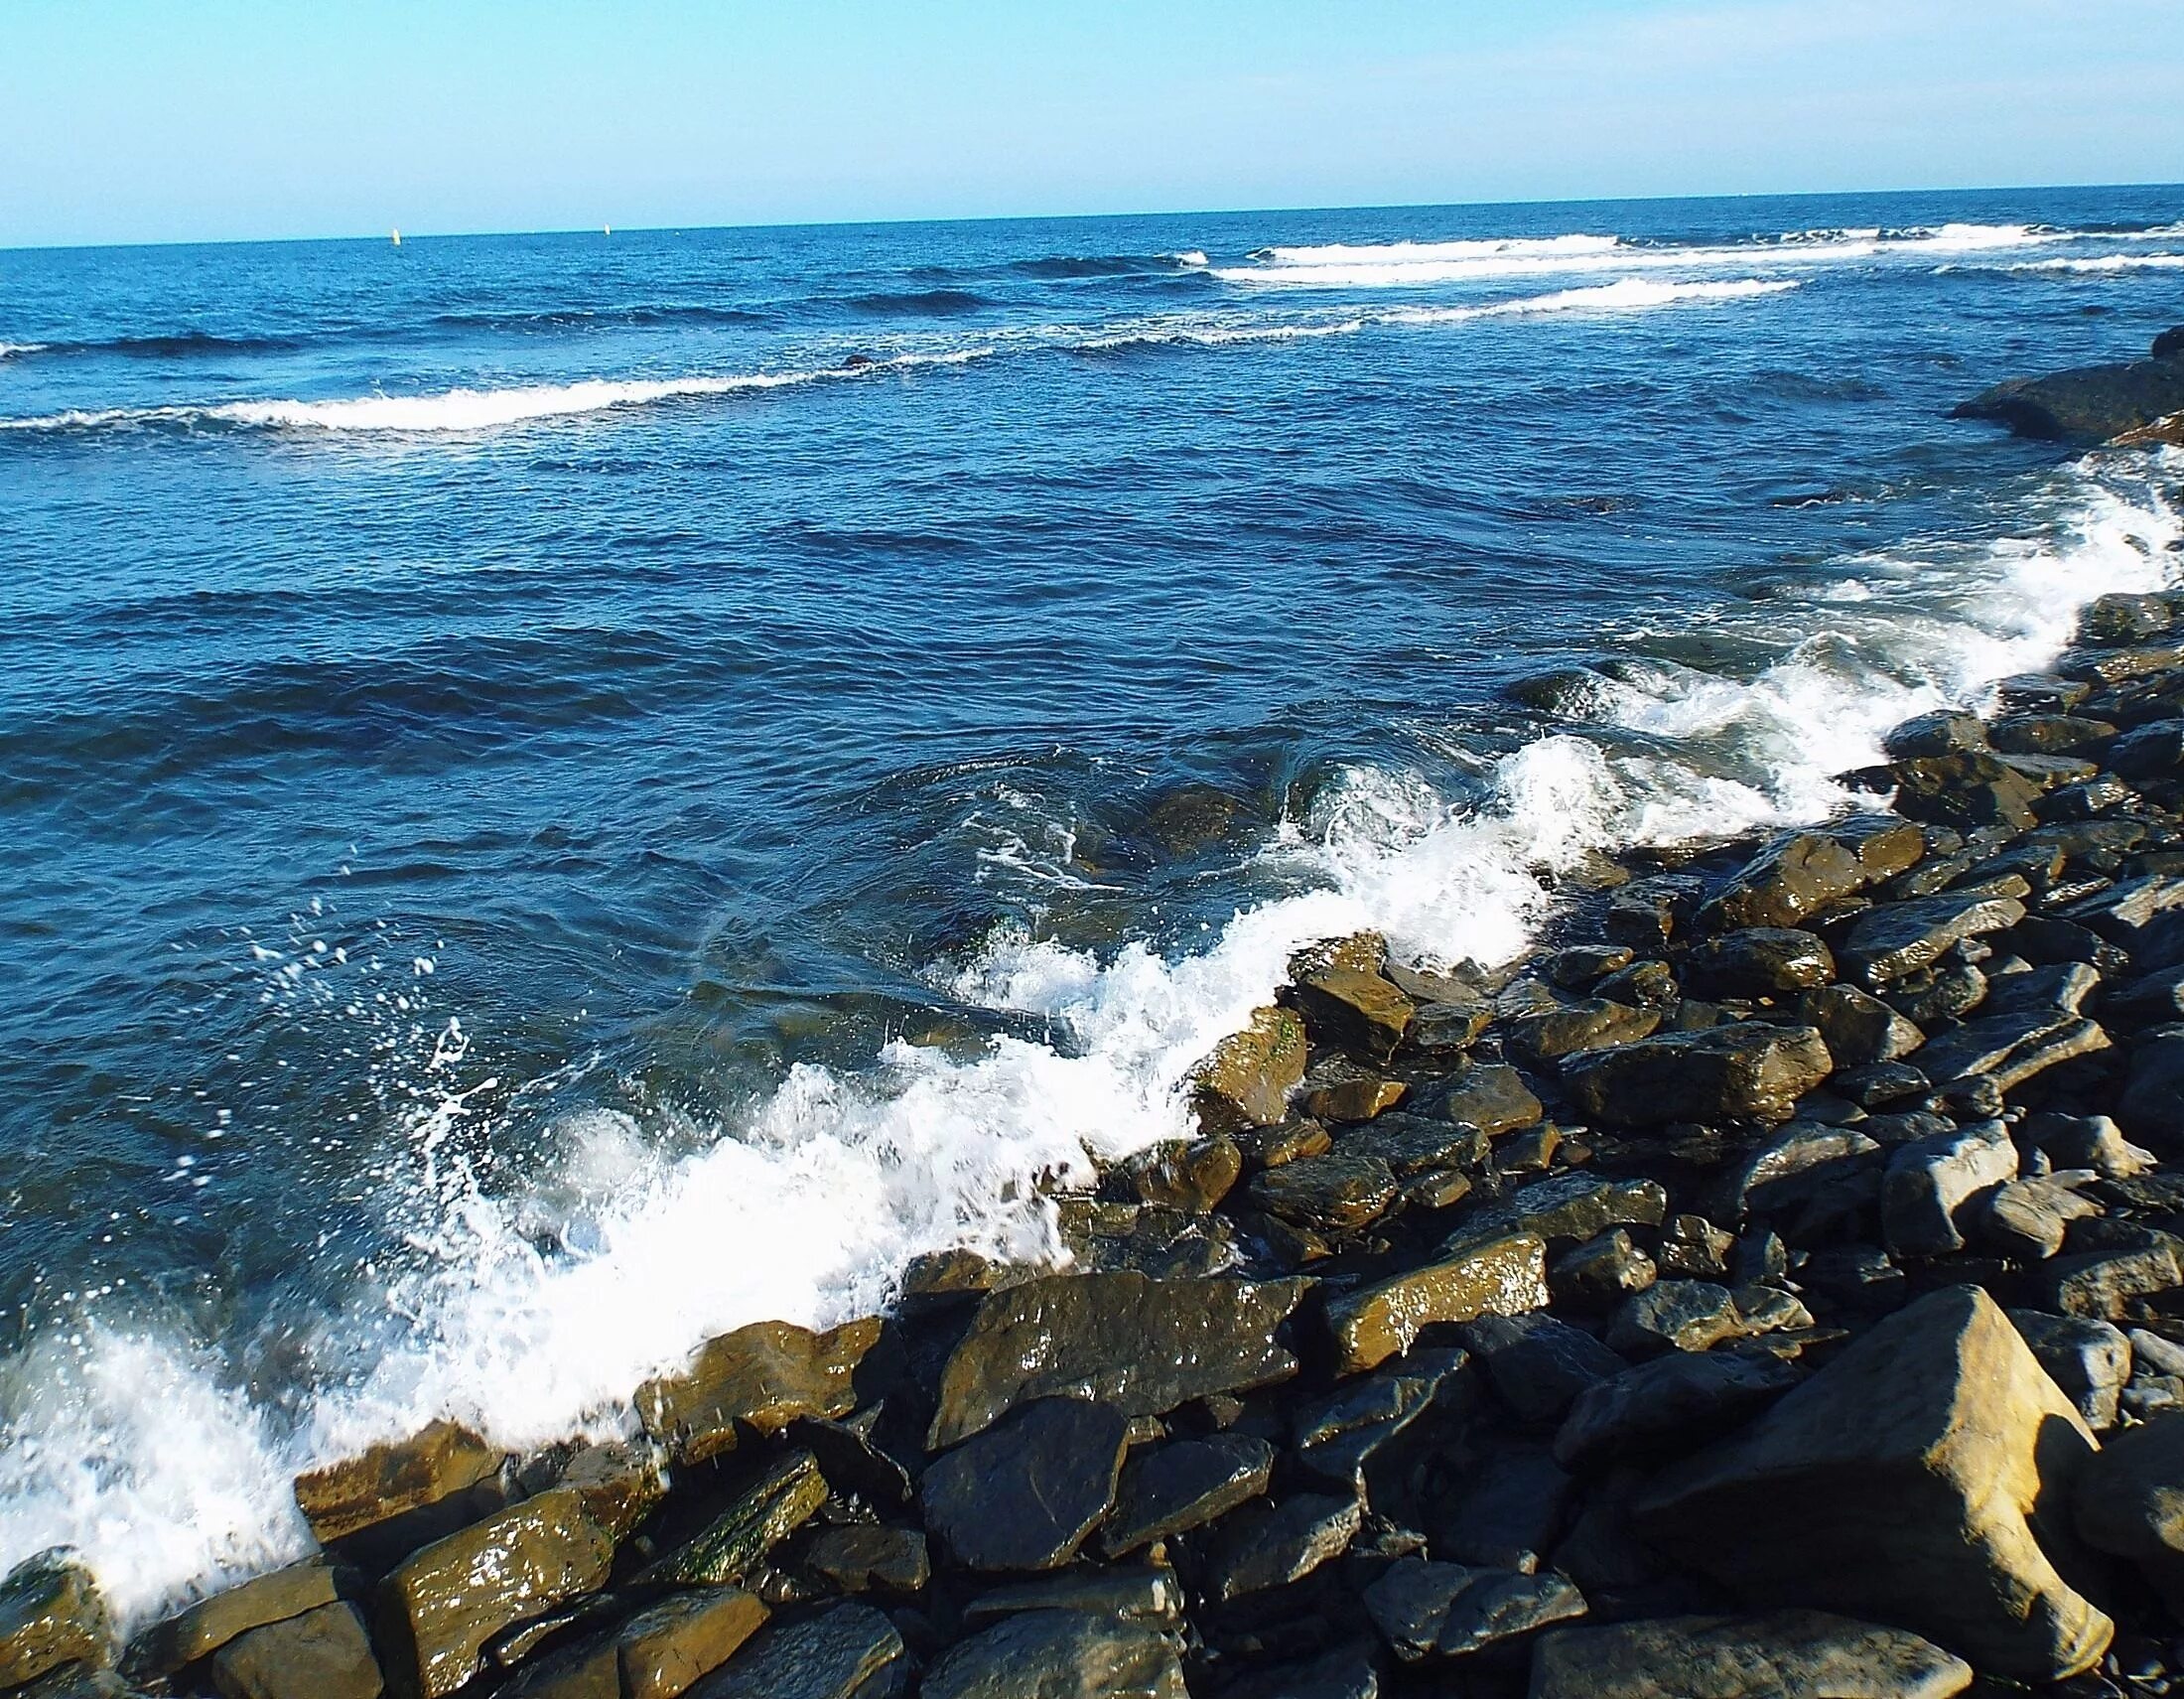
[391,227,401,247]
[604,224,612,235]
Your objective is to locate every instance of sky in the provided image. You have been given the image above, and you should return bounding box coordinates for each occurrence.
[2,0,2181,249]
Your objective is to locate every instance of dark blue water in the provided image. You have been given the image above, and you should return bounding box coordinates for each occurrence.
[2,186,2181,1617]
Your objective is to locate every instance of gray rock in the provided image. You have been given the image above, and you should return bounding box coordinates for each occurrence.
[2018,1112,2154,1179]
[690,1603,905,1699]
[1468,1174,1669,1247]
[1289,1349,1469,1488]
[961,1564,1181,1627]
[921,1398,1129,1572]
[2038,1238,2184,1320]
[1907,1009,2109,1093]
[1529,1610,1974,1699]
[1880,1119,2017,1258]
[918,1610,1184,1699]
[2130,1328,2184,1378]
[1341,1114,1485,1176]
[1202,1493,1362,1601]
[2009,1310,2131,1431]
[1841,892,2028,986]
[1218,1640,1379,1699]
[1796,985,1924,1067]
[926,1271,1306,1449]
[209,1604,381,1699]
[1655,1214,1733,1281]
[1458,1313,1627,1425]
[1721,1123,1881,1239]
[1550,1230,1657,1312]
[1555,1350,1803,1473]
[1361,1558,1584,1661]
[2118,1033,2184,1148]
[1607,1282,1742,1356]
[2071,1412,2184,1615]
[1101,1434,1274,1557]
[1978,1175,2102,1259]
[801,1526,929,1595]
[1437,1444,1576,1572]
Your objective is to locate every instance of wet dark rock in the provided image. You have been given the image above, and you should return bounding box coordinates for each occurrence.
[792,1415,914,1512]
[639,1451,828,1587]
[615,1589,771,1699]
[1797,984,1924,1067]
[961,1562,1181,1627]
[1957,350,2184,442]
[1993,713,2120,754]
[1634,1285,2112,1681]
[2072,1413,2184,1616]
[1720,1121,1881,1237]
[1608,873,1706,944]
[2105,961,2184,1023]
[920,1609,1184,1699]
[1979,1174,2102,1259]
[1202,1493,1363,1601]
[1506,999,1661,1065]
[553,1440,669,1541]
[2020,1112,2155,1179]
[1881,1119,2018,1258]
[293,1420,505,1550]
[801,1526,929,1595]
[1287,934,1415,1062]
[1550,1229,1658,1311]
[1684,928,1836,999]
[1434,1062,1544,1136]
[0,1553,111,1691]
[1291,1348,1468,1487]
[1564,1023,1832,1127]
[2061,872,2184,939]
[1605,1280,1742,1356]
[378,1487,616,1699]
[1297,1060,1407,1124]
[1341,1113,1485,1177]
[1499,1124,1563,1173]
[1323,1231,1548,1374]
[2082,590,2184,645]
[1243,1152,1398,1232]
[209,1603,380,1699]
[2118,1032,2184,1147]
[2009,1310,2131,1431]
[692,1602,905,1699]
[1703,821,1923,931]
[1594,958,1680,1008]
[921,1398,1129,1573]
[1231,1117,1331,1172]
[1457,1312,1626,1424]
[1529,1610,1975,1699]
[1911,1009,2111,1094]
[1409,1000,1490,1052]
[1361,1558,1584,1661]
[1217,1639,1380,1699]
[1437,1443,1577,1571]
[1190,1007,1307,1133]
[1101,1435,1274,1556]
[1880,958,1988,1026]
[1654,1214,1733,1281]
[134,1560,338,1678]
[1542,944,1635,987]
[927,1271,1306,1449]
[634,1319,883,1466]
[1555,1348,1801,1473]
[1117,1135,1243,1211]
[1841,891,2029,985]
[1467,1174,1668,1245]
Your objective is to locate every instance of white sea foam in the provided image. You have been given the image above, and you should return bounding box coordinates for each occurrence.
[2004,252,2184,274]
[5,448,2176,1632]
[0,342,42,359]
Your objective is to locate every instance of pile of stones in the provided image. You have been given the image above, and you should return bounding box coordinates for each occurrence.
[11,566,2184,1694]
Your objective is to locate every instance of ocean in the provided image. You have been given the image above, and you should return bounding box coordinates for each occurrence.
[2,185,2180,1625]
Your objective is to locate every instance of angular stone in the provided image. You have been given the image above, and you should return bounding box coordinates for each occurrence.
[1655,1214,1734,1281]
[1881,1119,2018,1258]
[1685,929,1836,999]
[294,1420,503,1547]
[2009,1311,2131,1432]
[2041,1239,2184,1320]
[1438,1443,1576,1571]
[1436,1063,1543,1136]
[961,1563,1181,1627]
[1297,1061,1407,1125]
[136,1561,341,1678]
[1506,999,1661,1066]
[615,1589,768,1699]
[1633,1285,2112,1681]
[1323,1231,1547,1374]
[1841,893,2028,986]
[377,1487,615,1699]
[1564,1025,1832,1127]
[0,1554,111,1691]
[2020,1112,2153,1180]
[1550,1229,1657,1312]
[634,1318,882,1466]
[1910,1011,2109,1093]
[1203,1493,1362,1602]
[1705,821,1923,930]
[641,1451,828,1588]
[1117,1135,1243,1211]
[693,1603,905,1699]
[800,1525,928,1596]
[927,1271,1306,1449]
[1529,1611,1974,1699]
[210,1603,380,1699]
[1243,1152,1398,1232]
[919,1609,1184,1699]
[922,1398,1129,1572]
[1101,1435,1274,1557]
[1458,1313,1626,1425]
[1467,1174,1667,1246]
[1362,1558,1583,1661]
[1342,1113,1485,1177]
[1555,1349,1802,1473]
[1190,1006,1307,1132]
[2072,1413,2184,1616]
[1979,1176,2102,1260]
[1797,985,1923,1067]
[2119,1032,2184,1146]
[1289,1348,1469,1487]
[553,1441,669,1541]
[1288,934,1415,1061]
[1606,1281,1742,1356]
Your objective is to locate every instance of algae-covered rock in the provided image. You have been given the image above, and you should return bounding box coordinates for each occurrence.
[927,1270,1306,1449]
[1322,1230,1547,1374]
[634,1317,883,1465]
[639,1451,827,1587]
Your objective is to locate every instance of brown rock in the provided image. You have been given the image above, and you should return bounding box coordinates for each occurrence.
[136,1561,340,1677]
[1287,933,1416,1061]
[1190,1006,1306,1132]
[210,1603,381,1699]
[634,1318,882,1465]
[1118,1135,1242,1211]
[1322,1231,1548,1374]
[293,1420,503,1547]
[1564,1024,1832,1127]
[0,1551,112,1690]
[615,1589,769,1699]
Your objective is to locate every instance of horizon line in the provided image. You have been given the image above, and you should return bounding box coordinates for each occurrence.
[6,174,2179,260]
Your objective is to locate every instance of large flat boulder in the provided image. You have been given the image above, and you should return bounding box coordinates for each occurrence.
[1530,1610,1974,1699]
[921,1399,1130,1572]
[691,1602,905,1699]
[135,1561,341,1677]
[1956,344,2184,443]
[1632,1285,2111,1681]
[1322,1230,1547,1374]
[293,1420,504,1549]
[1563,1025,1831,1127]
[1702,819,1924,931]
[209,1602,382,1699]
[1287,933,1415,1061]
[634,1318,883,1465]
[927,1271,1306,1449]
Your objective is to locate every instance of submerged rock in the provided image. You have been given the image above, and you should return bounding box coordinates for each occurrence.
[1956,341,2184,442]
[1633,1285,2112,1681]
[927,1271,1306,1449]
[1530,1610,1974,1699]
[922,1398,1130,1572]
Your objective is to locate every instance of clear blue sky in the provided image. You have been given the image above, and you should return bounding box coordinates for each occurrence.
[4,0,2180,248]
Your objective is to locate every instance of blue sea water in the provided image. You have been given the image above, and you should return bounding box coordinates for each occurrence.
[2,186,2182,1617]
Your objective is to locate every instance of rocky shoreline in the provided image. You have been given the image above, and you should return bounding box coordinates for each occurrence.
[6,342,2184,1699]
